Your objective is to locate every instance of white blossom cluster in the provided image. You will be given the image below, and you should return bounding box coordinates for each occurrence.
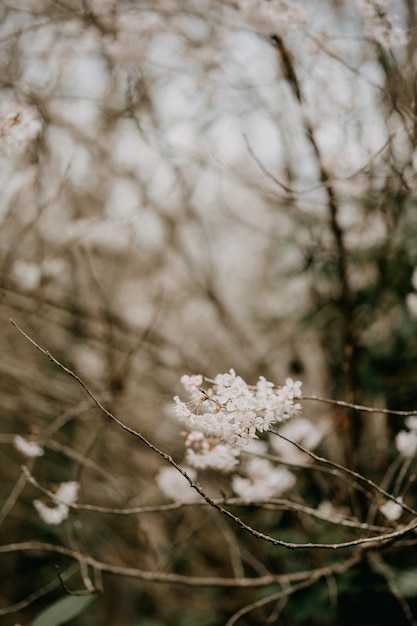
[33,481,80,526]
[356,0,408,48]
[11,258,67,293]
[396,416,417,458]
[157,371,303,503]
[174,370,302,448]
[156,466,201,503]
[13,437,80,524]
[183,431,240,472]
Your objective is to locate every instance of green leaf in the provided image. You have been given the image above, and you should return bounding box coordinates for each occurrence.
[30,594,95,626]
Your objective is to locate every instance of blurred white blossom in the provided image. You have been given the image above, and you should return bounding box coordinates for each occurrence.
[405,416,417,432]
[270,416,329,463]
[53,481,80,506]
[33,481,79,525]
[396,430,417,458]
[232,457,296,501]
[12,261,42,291]
[13,435,44,458]
[33,501,70,525]
[156,466,201,503]
[379,497,403,522]
[317,500,350,523]
[406,293,417,319]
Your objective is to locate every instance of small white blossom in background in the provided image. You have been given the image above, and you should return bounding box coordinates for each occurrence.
[236,0,307,35]
[406,268,417,318]
[13,435,44,458]
[184,431,240,472]
[232,457,296,502]
[379,497,403,522]
[406,293,417,319]
[174,370,302,447]
[317,501,351,523]
[395,413,417,457]
[269,416,329,463]
[356,0,408,48]
[0,107,42,154]
[11,261,42,292]
[156,466,201,503]
[53,481,80,505]
[396,429,417,458]
[33,501,70,525]
[33,481,79,525]
[405,416,417,432]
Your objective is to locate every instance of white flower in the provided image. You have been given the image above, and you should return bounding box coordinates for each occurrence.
[156,466,201,503]
[33,481,79,525]
[270,417,329,463]
[185,433,240,472]
[34,500,69,525]
[14,435,44,458]
[317,501,350,523]
[232,457,296,501]
[283,378,303,399]
[379,497,403,522]
[174,371,303,447]
[405,416,417,432]
[406,293,417,319]
[180,374,203,394]
[256,377,302,425]
[396,430,417,458]
[53,481,79,506]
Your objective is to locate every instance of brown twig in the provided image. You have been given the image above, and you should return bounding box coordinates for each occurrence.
[0,541,362,588]
[270,429,417,518]
[303,395,417,417]
[10,319,417,551]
